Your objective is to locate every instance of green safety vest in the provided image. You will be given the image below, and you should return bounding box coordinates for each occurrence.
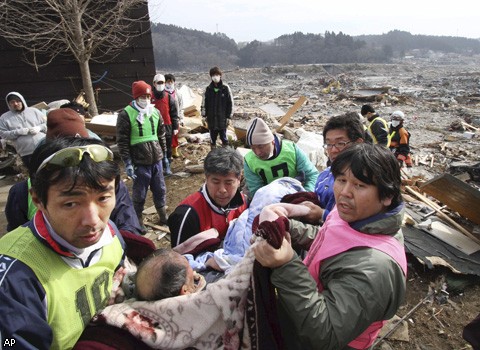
[0,228,124,350]
[27,178,37,220]
[125,105,160,145]
[245,140,297,185]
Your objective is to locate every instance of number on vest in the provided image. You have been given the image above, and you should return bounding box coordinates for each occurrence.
[75,270,110,326]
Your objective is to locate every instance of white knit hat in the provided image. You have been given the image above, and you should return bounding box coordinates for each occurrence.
[246,118,274,146]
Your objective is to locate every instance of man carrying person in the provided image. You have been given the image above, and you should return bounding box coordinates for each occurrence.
[244,117,319,200]
[253,143,407,349]
[0,137,126,349]
[168,147,248,256]
[281,112,365,231]
[5,108,144,238]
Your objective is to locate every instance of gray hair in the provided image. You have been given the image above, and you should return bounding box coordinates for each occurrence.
[136,248,187,301]
[204,147,243,178]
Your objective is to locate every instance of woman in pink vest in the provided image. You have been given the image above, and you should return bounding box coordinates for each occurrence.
[253,143,407,350]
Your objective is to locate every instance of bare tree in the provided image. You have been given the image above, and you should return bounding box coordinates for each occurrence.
[0,0,151,116]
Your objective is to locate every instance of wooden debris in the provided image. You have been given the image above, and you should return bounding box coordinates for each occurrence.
[420,173,480,225]
[276,96,307,132]
[405,186,480,245]
[185,164,204,174]
[145,222,171,234]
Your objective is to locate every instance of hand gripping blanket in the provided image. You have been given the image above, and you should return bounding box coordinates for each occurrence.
[92,245,257,349]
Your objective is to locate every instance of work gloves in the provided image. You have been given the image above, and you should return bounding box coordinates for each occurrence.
[125,161,136,179]
[17,128,29,136]
[29,126,42,134]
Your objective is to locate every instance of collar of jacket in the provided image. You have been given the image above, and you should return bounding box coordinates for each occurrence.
[200,183,245,216]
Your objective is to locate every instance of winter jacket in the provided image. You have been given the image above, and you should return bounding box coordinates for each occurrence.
[244,135,319,199]
[201,80,233,130]
[152,90,179,130]
[116,102,167,166]
[271,203,407,350]
[0,92,46,156]
[167,88,184,124]
[389,125,411,158]
[0,212,125,350]
[168,183,247,251]
[314,166,335,222]
[367,116,390,147]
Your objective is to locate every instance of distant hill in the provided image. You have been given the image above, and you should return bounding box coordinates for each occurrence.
[151,24,480,71]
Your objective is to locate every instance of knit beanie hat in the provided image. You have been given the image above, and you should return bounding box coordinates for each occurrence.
[246,118,274,146]
[46,108,89,139]
[132,81,152,100]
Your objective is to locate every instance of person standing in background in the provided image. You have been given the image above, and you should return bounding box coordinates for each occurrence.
[389,110,413,167]
[201,66,234,150]
[361,104,390,147]
[116,81,169,228]
[165,73,184,159]
[152,73,178,175]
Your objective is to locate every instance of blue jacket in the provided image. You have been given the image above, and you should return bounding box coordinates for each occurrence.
[314,167,335,222]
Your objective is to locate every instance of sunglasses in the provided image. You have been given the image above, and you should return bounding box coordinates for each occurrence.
[36,145,114,174]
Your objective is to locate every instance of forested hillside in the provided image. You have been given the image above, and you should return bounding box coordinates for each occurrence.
[151,24,480,71]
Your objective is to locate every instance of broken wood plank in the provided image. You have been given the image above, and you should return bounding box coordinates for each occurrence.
[405,186,480,245]
[426,221,480,255]
[145,222,171,235]
[276,96,307,132]
[420,173,480,225]
[462,121,479,131]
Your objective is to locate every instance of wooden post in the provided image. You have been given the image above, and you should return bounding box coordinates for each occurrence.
[275,96,307,132]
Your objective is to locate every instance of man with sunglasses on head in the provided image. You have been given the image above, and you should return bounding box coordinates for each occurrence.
[0,137,126,349]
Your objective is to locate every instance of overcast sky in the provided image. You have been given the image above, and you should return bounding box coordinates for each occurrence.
[148,0,480,43]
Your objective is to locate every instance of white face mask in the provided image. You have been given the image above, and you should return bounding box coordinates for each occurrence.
[391,120,401,127]
[212,75,221,83]
[137,98,149,109]
[165,83,174,92]
[155,84,165,92]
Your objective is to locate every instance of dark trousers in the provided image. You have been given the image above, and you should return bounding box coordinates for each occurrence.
[209,129,228,146]
[164,124,173,160]
[132,161,166,216]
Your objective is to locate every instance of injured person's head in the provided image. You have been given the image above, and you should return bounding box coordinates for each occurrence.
[135,248,206,301]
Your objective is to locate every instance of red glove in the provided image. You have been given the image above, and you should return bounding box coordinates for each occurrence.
[254,216,289,249]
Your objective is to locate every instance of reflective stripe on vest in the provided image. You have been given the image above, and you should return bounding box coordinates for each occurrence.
[304,208,407,349]
[368,117,392,147]
[0,227,124,349]
[125,105,160,145]
[244,140,297,185]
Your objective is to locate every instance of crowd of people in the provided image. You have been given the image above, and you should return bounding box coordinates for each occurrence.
[1,67,477,350]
